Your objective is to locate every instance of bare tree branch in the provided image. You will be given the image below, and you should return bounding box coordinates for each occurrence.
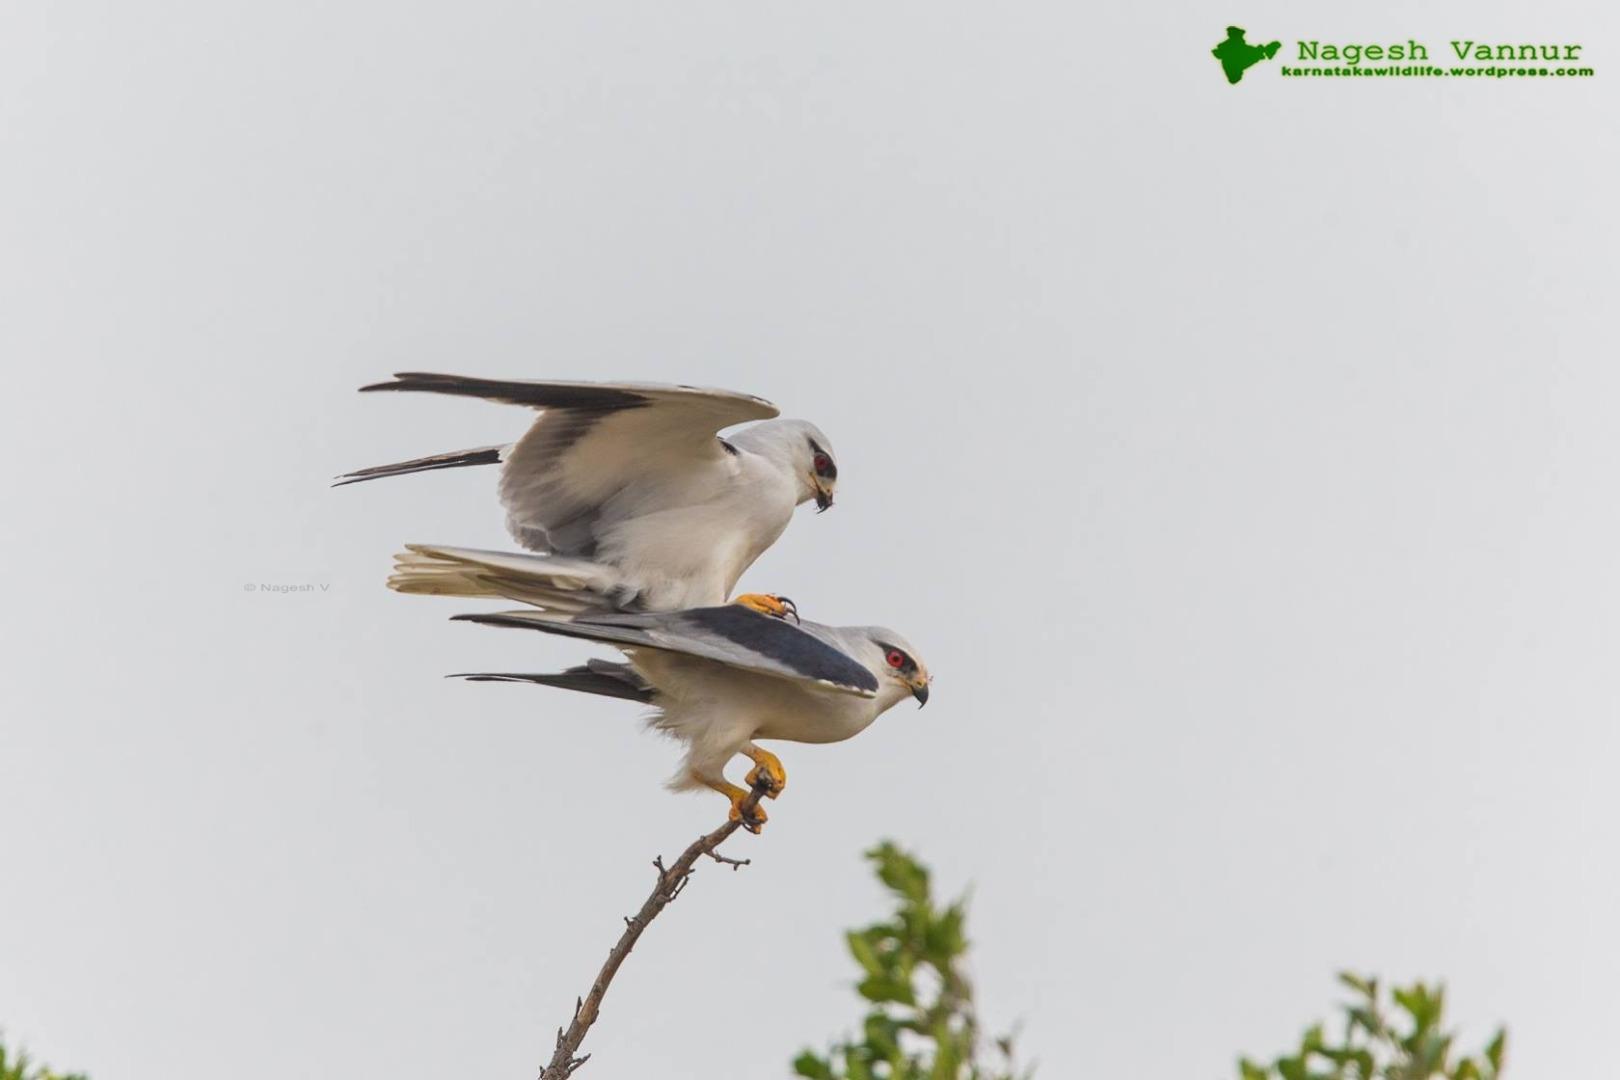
[538,780,772,1080]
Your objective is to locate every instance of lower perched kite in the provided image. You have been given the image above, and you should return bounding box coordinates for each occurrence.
[449,603,932,832]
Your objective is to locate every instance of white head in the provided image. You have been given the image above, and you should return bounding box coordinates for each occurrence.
[848,627,932,711]
[730,419,839,511]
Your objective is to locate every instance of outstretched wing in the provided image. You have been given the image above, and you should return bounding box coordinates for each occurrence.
[451,605,880,698]
[358,373,780,555]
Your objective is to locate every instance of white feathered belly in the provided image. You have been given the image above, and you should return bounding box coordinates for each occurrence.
[603,479,795,609]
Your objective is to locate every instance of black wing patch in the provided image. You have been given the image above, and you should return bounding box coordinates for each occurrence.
[455,608,878,694]
[677,606,879,692]
[360,372,651,412]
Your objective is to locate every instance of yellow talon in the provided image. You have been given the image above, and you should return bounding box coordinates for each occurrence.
[727,789,768,833]
[732,593,799,622]
[743,745,787,799]
[704,777,768,833]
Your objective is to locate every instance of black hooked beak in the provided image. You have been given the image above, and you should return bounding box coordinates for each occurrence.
[814,488,834,513]
[911,683,929,707]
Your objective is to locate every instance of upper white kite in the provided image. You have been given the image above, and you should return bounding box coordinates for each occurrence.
[337,373,839,612]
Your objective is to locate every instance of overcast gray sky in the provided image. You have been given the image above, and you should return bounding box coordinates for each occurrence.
[3,1,1617,1077]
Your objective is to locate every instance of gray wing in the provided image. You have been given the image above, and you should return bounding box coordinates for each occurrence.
[451,605,879,698]
[358,373,780,555]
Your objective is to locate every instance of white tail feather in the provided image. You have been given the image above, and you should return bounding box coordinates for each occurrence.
[388,544,624,614]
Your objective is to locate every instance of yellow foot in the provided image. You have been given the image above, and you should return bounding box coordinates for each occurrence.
[732,593,799,623]
[726,786,768,834]
[699,774,770,833]
[743,745,788,800]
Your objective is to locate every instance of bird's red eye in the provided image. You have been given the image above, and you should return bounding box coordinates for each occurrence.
[886,649,906,669]
[813,453,831,473]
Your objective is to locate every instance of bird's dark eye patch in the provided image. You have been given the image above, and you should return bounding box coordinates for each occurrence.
[808,439,837,480]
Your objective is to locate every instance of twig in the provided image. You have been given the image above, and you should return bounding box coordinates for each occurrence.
[537,780,772,1080]
[705,848,751,870]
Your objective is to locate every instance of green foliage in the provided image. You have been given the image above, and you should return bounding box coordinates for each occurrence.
[0,1036,86,1080]
[1239,973,1507,1080]
[792,841,1029,1080]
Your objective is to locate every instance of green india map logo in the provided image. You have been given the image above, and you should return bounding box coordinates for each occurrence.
[1212,27,1281,84]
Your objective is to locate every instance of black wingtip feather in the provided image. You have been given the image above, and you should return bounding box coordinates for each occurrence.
[355,372,651,411]
[447,666,655,703]
[449,611,596,640]
[332,446,503,486]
